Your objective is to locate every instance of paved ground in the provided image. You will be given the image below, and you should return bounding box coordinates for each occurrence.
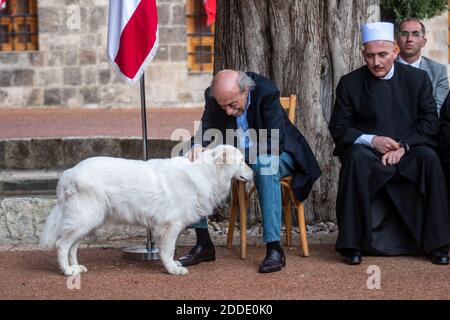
[0,108,204,140]
[0,245,449,300]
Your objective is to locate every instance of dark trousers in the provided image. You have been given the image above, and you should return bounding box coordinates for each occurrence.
[336,145,450,254]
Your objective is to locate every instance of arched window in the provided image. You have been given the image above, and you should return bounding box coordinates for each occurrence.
[0,0,38,51]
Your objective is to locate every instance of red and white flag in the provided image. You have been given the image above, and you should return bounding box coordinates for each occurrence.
[107,0,159,85]
[0,0,7,11]
[203,0,216,26]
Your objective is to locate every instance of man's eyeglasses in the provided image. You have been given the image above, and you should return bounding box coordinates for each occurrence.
[398,31,423,38]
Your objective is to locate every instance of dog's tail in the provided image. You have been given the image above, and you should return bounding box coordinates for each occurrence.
[39,204,63,250]
[39,170,79,249]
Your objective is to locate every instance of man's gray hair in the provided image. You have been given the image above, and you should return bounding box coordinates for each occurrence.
[398,17,426,36]
[210,71,256,97]
[236,71,256,93]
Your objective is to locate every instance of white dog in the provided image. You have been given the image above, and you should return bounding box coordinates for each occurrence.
[39,145,253,276]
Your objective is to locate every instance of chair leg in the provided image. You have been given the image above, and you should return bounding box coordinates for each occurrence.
[238,181,247,259]
[227,183,238,249]
[283,192,293,247]
[296,201,309,257]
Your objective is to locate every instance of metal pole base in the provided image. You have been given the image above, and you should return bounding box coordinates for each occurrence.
[122,245,160,261]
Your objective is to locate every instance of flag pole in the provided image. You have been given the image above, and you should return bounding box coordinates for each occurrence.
[140,74,159,257]
[122,73,160,261]
[141,74,148,161]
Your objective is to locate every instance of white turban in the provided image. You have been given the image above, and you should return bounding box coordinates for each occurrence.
[361,22,394,44]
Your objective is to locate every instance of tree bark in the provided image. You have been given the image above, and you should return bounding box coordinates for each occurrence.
[215,0,380,222]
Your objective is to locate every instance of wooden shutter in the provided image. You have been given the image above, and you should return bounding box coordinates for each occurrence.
[186,0,215,72]
[0,0,38,51]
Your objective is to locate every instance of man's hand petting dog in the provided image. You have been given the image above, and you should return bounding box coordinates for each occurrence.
[186,146,209,162]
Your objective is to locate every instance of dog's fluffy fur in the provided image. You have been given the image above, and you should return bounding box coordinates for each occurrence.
[39,145,253,276]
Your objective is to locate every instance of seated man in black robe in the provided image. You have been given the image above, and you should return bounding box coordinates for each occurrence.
[329,22,450,265]
[440,94,450,198]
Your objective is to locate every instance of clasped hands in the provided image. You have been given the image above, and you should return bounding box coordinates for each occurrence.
[372,136,405,166]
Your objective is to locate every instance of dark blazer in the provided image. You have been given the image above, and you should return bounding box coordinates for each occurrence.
[193,72,321,202]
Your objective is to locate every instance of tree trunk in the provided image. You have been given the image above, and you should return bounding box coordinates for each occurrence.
[215,0,380,223]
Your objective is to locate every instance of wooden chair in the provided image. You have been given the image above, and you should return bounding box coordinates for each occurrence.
[226,95,309,259]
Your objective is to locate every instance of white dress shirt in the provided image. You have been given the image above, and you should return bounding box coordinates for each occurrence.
[397,55,422,69]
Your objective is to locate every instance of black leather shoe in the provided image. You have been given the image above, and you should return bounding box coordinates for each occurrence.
[431,255,449,265]
[430,248,449,265]
[258,249,286,273]
[342,249,362,265]
[430,246,449,265]
[177,244,216,267]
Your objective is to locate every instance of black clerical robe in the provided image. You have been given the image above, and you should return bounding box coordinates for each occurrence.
[329,62,450,255]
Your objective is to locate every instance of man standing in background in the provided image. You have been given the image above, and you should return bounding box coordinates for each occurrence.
[396,17,449,114]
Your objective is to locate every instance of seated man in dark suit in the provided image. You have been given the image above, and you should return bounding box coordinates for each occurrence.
[177,70,321,273]
[396,17,449,114]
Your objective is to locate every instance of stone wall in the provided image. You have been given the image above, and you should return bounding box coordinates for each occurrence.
[2,3,448,109]
[422,11,448,69]
[0,137,180,169]
[0,0,212,109]
[0,196,338,247]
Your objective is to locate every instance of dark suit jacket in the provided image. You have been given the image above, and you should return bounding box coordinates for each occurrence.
[193,72,321,201]
[439,93,450,187]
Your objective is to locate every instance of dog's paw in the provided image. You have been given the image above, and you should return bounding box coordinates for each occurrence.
[63,266,79,276]
[175,260,183,267]
[169,266,189,276]
[72,265,88,273]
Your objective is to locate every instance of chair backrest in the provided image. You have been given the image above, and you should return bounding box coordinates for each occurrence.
[279,95,297,125]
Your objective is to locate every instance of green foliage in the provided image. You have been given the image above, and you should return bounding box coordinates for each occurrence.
[381,0,447,23]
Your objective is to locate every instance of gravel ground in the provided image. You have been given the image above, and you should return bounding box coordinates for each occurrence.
[1,108,449,301]
[0,245,448,300]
